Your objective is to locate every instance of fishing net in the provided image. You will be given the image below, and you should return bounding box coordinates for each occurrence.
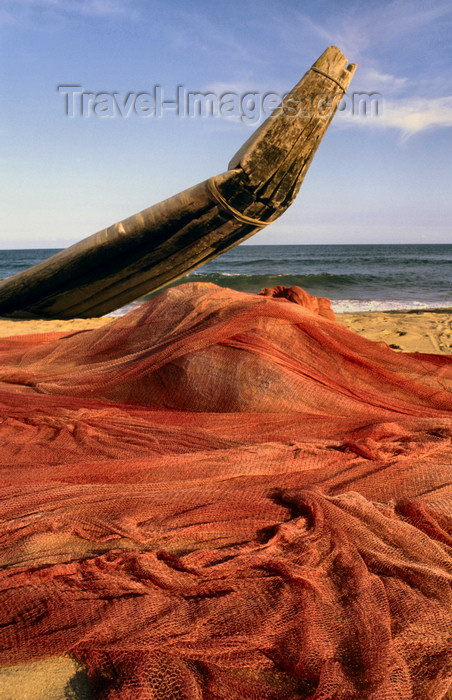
[0,282,451,698]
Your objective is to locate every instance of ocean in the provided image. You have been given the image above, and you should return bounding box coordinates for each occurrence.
[0,244,451,315]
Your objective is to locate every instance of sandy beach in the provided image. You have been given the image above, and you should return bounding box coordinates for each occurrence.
[339,309,452,355]
[1,309,451,355]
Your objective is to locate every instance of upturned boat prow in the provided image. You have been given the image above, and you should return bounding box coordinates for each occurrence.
[0,46,356,319]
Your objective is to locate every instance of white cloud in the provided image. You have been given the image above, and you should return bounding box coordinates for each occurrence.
[166,8,265,69]
[275,0,452,141]
[341,95,452,140]
[75,0,138,17]
[359,68,408,93]
[0,0,140,24]
[297,0,452,60]
[380,96,452,137]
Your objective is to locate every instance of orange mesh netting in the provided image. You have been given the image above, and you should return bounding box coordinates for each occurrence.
[0,282,451,698]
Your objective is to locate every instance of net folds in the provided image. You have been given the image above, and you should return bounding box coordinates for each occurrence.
[0,283,451,699]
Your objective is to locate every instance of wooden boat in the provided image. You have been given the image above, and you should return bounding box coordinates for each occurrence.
[0,46,355,319]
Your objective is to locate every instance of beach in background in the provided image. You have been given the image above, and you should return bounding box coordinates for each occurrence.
[0,244,451,354]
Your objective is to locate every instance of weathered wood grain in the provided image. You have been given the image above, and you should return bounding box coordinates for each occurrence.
[0,46,356,318]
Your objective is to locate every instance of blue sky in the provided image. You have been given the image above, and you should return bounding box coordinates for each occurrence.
[1,0,451,247]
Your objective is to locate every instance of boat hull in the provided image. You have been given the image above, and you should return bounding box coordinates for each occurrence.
[0,47,356,318]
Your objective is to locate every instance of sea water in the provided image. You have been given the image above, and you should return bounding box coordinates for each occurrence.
[0,244,451,315]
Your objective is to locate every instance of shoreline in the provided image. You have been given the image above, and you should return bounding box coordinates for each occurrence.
[0,308,450,355]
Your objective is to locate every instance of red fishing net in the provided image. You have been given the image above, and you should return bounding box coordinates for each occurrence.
[0,283,451,698]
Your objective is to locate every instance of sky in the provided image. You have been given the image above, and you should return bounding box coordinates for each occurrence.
[1,0,451,248]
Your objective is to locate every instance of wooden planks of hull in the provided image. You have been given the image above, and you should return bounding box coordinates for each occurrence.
[0,46,356,319]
